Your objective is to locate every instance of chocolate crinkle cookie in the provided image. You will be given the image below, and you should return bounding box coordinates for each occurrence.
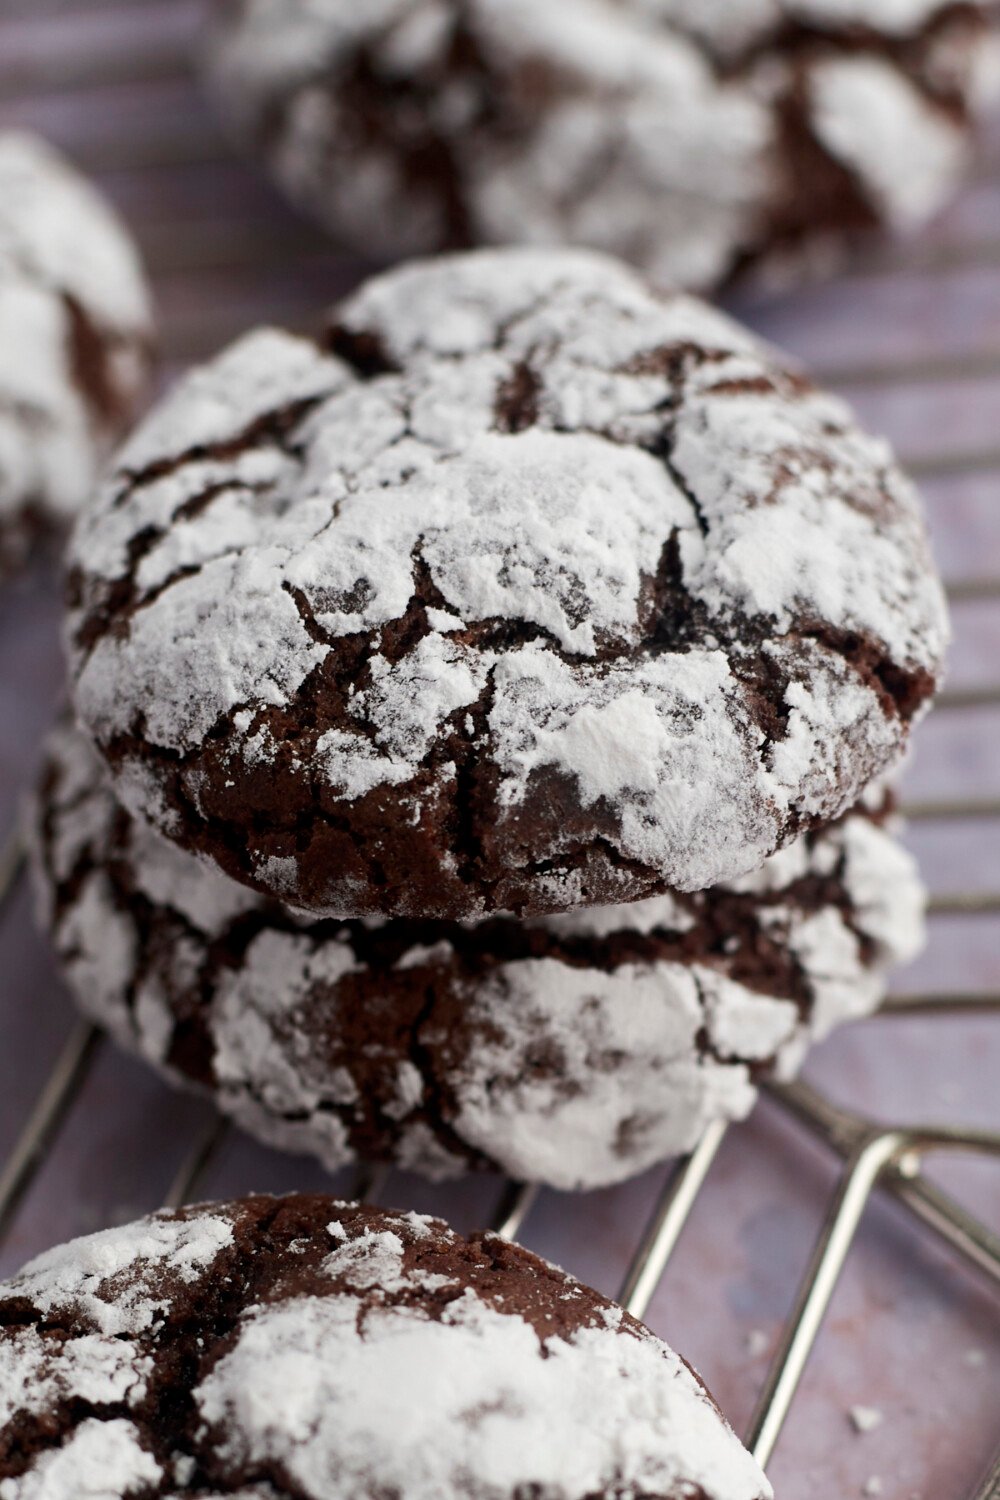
[0,1194,772,1499]
[0,133,154,579]
[67,250,948,921]
[204,0,1000,290]
[29,723,925,1190]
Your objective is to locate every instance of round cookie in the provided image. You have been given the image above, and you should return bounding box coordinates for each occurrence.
[0,133,154,578]
[30,723,925,1190]
[204,0,1000,290]
[67,249,948,920]
[0,1194,772,1500]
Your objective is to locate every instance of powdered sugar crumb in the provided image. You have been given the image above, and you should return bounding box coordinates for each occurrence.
[849,1405,884,1434]
[745,1328,770,1358]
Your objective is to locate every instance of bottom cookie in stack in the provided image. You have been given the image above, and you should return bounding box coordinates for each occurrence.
[0,1194,771,1499]
[30,724,925,1192]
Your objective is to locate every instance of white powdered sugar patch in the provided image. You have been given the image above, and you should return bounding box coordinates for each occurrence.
[0,1418,161,1500]
[115,327,343,482]
[68,249,946,916]
[786,0,963,32]
[3,1213,234,1337]
[0,132,152,558]
[442,958,778,1187]
[0,1330,150,1428]
[32,723,926,1193]
[195,1283,769,1500]
[205,0,996,291]
[486,644,779,891]
[320,1226,459,1296]
[539,889,696,937]
[808,56,966,228]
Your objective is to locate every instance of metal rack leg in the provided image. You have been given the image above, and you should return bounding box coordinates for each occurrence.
[618,1119,730,1317]
[491,1181,539,1241]
[0,829,24,923]
[746,1125,1000,1470]
[0,1021,100,1243]
[162,1114,231,1210]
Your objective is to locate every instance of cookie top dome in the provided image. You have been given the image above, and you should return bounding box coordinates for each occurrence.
[67,248,947,920]
[0,1194,771,1499]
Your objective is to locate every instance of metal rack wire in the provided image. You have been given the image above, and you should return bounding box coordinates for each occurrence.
[0,2,998,1493]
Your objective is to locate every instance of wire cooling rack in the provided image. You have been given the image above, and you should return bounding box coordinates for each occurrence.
[0,4,998,1497]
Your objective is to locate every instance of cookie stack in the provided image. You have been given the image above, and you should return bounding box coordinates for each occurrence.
[33,246,945,1192]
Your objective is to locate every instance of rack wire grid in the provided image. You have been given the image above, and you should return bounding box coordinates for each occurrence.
[0,4,998,1498]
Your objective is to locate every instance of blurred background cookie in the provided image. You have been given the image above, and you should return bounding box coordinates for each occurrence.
[204,0,1000,290]
[29,723,925,1190]
[0,133,154,580]
[0,1193,771,1500]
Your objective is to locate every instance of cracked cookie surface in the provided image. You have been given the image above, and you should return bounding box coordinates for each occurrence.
[204,0,999,290]
[29,724,925,1190]
[0,1194,771,1499]
[0,133,154,578]
[67,248,947,919]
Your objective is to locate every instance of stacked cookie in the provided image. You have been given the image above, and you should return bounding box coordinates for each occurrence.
[33,246,944,1191]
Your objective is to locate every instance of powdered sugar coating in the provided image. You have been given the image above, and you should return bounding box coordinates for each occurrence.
[0,1195,771,1499]
[205,0,998,290]
[0,133,153,576]
[10,1211,235,1337]
[30,723,925,1191]
[67,249,946,920]
[200,1288,748,1500]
